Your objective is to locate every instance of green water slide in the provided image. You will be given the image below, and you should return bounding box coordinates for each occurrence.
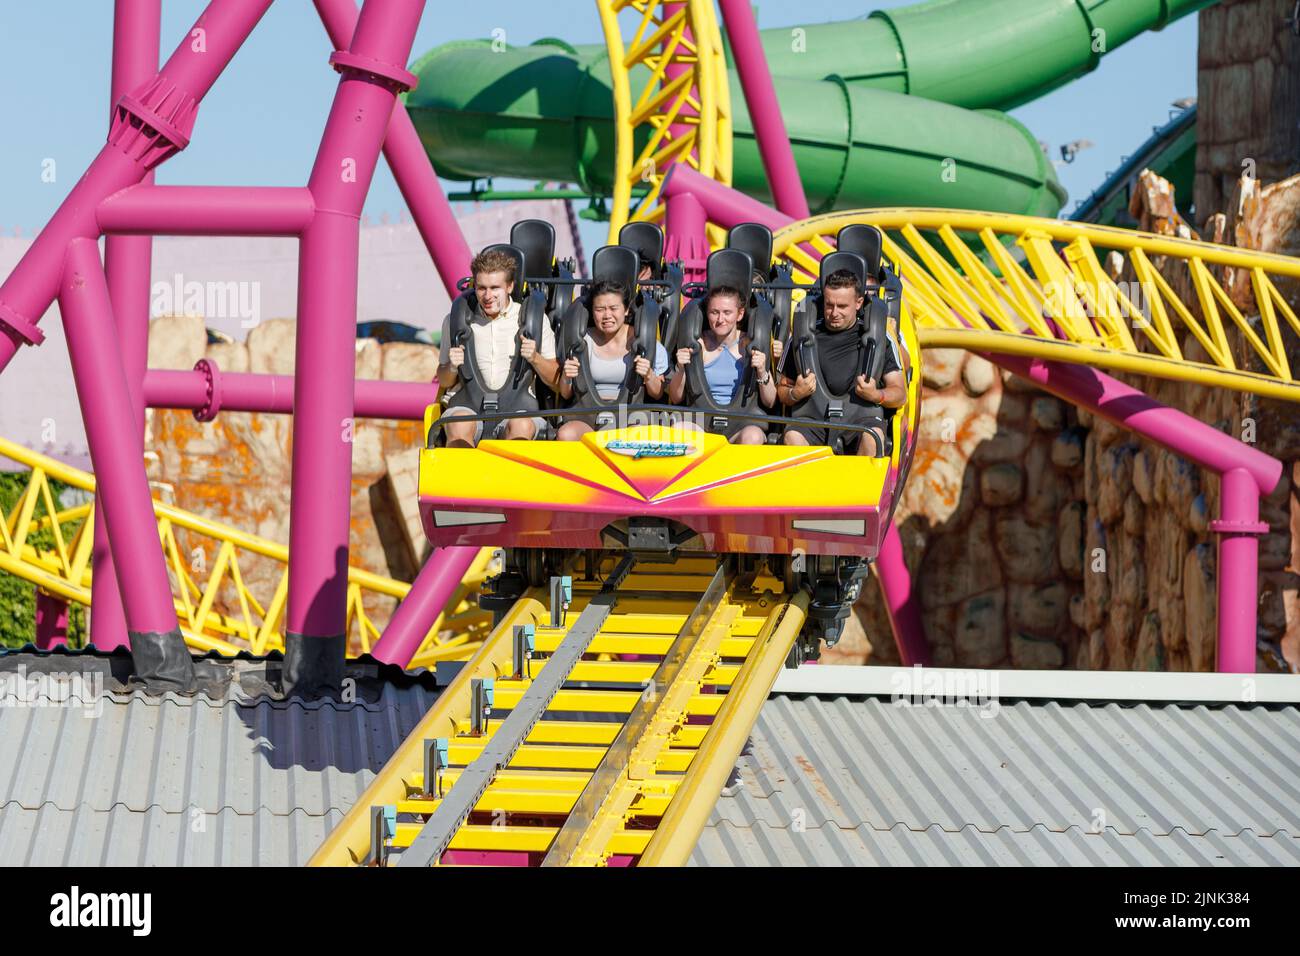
[406,0,1214,218]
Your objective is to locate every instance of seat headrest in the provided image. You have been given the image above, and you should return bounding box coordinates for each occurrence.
[510,220,556,284]
[835,225,883,278]
[591,245,640,304]
[617,222,664,277]
[819,250,869,292]
[726,223,773,278]
[479,243,528,302]
[705,248,754,305]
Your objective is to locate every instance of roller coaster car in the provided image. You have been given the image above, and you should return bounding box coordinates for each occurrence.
[619,221,684,345]
[419,235,919,562]
[418,223,921,653]
[555,244,661,427]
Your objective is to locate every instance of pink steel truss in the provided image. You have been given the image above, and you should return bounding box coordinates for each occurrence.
[0,0,477,692]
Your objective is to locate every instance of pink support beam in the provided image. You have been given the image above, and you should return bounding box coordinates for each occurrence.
[661,3,699,161]
[382,109,474,296]
[144,365,437,420]
[92,0,164,652]
[716,0,810,219]
[1213,468,1270,673]
[991,355,1281,496]
[60,239,193,690]
[368,546,480,667]
[282,0,426,696]
[662,166,829,266]
[34,592,70,650]
[0,0,274,371]
[98,185,316,236]
[875,524,930,666]
[664,190,710,283]
[660,3,708,283]
[663,164,790,232]
[987,352,1281,673]
[313,0,472,296]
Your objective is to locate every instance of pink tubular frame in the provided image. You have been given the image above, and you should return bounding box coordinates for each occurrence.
[0,0,484,688]
[715,0,810,220]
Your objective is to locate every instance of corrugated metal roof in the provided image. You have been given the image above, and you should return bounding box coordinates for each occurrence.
[692,822,1300,867]
[1,649,1296,866]
[0,805,345,867]
[0,664,437,866]
[688,695,1300,866]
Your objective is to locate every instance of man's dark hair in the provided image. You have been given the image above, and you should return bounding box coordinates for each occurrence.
[706,285,744,310]
[470,248,517,285]
[823,268,864,297]
[590,278,630,306]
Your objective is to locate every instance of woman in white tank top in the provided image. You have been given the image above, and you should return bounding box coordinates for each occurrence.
[556,280,668,441]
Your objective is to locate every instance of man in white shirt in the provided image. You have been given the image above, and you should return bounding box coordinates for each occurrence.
[437,248,559,447]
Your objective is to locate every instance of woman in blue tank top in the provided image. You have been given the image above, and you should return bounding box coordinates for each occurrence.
[666,286,780,444]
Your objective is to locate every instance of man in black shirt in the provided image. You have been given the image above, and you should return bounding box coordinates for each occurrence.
[776,269,907,455]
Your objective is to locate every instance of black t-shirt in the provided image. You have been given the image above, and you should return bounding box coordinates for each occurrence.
[780,320,902,396]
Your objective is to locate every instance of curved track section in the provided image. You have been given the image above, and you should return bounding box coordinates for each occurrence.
[773,209,1300,404]
[598,0,732,242]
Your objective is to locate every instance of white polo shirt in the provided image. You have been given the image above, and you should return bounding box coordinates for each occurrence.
[438,298,557,398]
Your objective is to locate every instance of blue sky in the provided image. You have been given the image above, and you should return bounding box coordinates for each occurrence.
[0,1,1198,250]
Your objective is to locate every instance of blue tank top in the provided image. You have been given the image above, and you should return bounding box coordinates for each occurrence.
[702,348,745,404]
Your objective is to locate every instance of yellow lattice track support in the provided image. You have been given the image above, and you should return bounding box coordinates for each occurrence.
[599,0,732,245]
[309,557,807,868]
[0,435,491,661]
[772,208,1300,404]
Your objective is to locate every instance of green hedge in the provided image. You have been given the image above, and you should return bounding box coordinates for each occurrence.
[0,471,88,648]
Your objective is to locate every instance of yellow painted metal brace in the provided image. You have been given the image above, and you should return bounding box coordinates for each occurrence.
[0,435,491,661]
[771,208,1300,404]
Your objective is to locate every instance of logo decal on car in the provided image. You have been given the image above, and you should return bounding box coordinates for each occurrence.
[604,439,692,460]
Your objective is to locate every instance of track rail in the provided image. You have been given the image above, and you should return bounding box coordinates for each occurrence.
[772,208,1300,404]
[311,554,805,867]
[599,0,732,244]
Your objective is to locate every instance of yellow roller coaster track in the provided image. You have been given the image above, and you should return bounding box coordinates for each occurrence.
[599,0,732,246]
[310,555,806,867]
[0,435,491,665]
[773,208,1300,404]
